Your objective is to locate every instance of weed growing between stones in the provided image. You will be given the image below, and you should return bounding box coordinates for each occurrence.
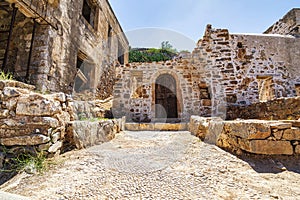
[10,152,48,174]
[0,146,57,185]
[0,71,13,80]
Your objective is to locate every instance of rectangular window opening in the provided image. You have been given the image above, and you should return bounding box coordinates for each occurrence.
[75,52,88,92]
[82,0,96,28]
[118,41,125,64]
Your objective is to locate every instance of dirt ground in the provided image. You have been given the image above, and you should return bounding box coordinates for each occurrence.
[1,131,300,199]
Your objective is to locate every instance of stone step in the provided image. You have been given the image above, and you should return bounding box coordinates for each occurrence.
[125,123,188,131]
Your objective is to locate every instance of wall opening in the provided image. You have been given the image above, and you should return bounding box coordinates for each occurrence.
[82,0,96,28]
[107,25,113,57]
[74,52,88,93]
[117,40,124,64]
[257,76,274,102]
[155,74,178,119]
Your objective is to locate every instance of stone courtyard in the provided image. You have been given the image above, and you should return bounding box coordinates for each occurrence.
[1,131,300,199]
[0,0,300,199]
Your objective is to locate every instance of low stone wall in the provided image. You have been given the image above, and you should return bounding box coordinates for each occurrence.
[0,80,123,158]
[66,117,125,149]
[189,116,300,155]
[0,80,72,157]
[227,97,300,120]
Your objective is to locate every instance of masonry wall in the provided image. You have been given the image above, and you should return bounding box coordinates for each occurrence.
[114,23,299,121]
[194,25,299,108]
[113,60,212,122]
[2,0,128,99]
[227,97,300,120]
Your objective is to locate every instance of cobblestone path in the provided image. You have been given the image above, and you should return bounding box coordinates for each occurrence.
[2,131,300,199]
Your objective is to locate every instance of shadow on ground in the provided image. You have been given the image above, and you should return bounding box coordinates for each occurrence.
[238,154,300,174]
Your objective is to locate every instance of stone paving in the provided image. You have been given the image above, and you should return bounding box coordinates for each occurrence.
[2,131,300,199]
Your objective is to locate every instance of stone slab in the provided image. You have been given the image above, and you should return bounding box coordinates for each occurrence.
[154,123,187,131]
[282,128,300,140]
[247,140,293,155]
[0,134,51,146]
[224,120,271,140]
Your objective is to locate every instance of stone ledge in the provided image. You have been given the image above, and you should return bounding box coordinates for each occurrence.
[125,123,188,131]
[189,116,300,155]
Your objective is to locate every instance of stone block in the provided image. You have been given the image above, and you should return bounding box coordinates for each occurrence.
[139,123,154,131]
[32,117,60,128]
[216,132,238,151]
[16,94,62,116]
[238,138,250,152]
[272,130,284,140]
[247,140,293,155]
[2,87,22,98]
[282,128,300,140]
[0,110,9,118]
[0,134,51,146]
[2,98,18,110]
[48,141,63,153]
[49,92,66,103]
[154,123,187,131]
[0,80,35,90]
[224,120,271,139]
[67,120,117,149]
[125,123,140,131]
[51,132,61,143]
[201,99,212,106]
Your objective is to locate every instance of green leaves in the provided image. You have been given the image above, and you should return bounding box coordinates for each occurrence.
[129,47,177,63]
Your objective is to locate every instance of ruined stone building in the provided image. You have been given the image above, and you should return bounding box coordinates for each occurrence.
[0,0,128,99]
[113,8,300,122]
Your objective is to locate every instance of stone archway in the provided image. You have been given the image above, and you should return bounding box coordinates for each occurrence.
[155,74,178,119]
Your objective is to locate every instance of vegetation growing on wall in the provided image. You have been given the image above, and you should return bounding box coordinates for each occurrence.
[129,41,178,63]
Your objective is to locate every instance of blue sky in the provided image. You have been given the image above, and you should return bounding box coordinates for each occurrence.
[109,0,299,51]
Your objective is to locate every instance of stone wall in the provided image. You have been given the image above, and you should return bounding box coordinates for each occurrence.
[0,80,72,157]
[2,0,129,98]
[227,97,300,120]
[189,116,300,155]
[114,16,300,121]
[113,60,212,122]
[194,25,299,106]
[264,8,300,37]
[263,8,300,80]
[0,80,123,160]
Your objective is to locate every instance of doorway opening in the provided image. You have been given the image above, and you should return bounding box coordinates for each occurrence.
[155,74,178,119]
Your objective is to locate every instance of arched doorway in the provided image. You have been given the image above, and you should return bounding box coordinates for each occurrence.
[155,74,178,119]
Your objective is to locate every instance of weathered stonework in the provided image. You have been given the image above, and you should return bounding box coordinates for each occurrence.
[189,116,300,155]
[113,9,300,122]
[227,97,300,120]
[1,0,128,99]
[0,80,123,160]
